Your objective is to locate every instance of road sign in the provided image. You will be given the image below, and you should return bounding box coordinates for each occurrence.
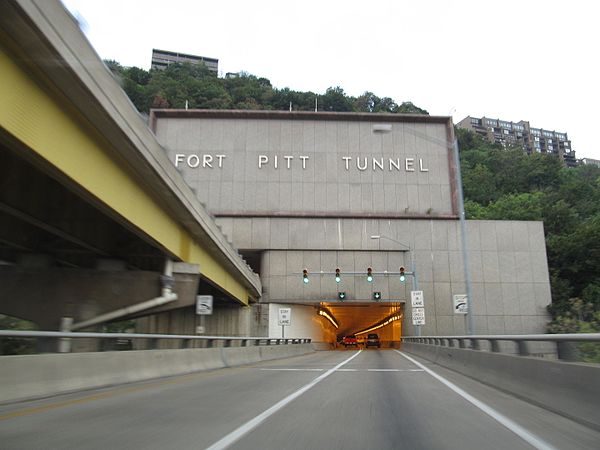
[412,307,425,319]
[454,295,468,314]
[412,306,425,325]
[196,295,213,315]
[278,308,292,326]
[411,290,424,307]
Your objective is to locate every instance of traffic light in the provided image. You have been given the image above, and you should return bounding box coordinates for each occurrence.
[302,268,309,284]
[367,267,373,283]
[399,266,406,283]
[338,292,346,301]
[335,268,341,283]
[373,291,382,301]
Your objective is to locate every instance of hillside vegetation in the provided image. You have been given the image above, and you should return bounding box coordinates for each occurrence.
[106,60,428,115]
[457,129,600,346]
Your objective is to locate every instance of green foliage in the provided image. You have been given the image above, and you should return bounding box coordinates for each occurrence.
[547,299,600,362]
[0,314,37,355]
[458,127,600,339]
[105,60,429,116]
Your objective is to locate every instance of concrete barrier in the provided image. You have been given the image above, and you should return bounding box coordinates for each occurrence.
[0,344,314,403]
[402,342,600,430]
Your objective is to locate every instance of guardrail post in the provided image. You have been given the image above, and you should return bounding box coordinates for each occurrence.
[224,339,232,348]
[517,340,529,356]
[147,338,158,350]
[458,339,466,349]
[490,339,500,353]
[471,339,480,351]
[556,341,579,361]
[58,317,73,353]
[206,339,214,348]
[181,339,191,349]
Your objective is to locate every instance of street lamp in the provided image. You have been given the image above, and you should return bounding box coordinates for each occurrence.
[370,234,421,336]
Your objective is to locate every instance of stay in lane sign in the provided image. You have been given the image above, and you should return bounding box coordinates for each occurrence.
[411,290,424,307]
[278,308,291,326]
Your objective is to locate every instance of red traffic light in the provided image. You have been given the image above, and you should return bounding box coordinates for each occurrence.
[367,267,373,282]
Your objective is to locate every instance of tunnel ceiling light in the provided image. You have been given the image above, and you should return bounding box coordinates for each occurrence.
[318,309,339,329]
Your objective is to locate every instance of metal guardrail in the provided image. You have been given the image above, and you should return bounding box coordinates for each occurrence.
[402,333,600,359]
[0,330,312,354]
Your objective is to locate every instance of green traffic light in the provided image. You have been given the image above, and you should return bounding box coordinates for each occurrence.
[302,269,309,284]
[399,274,406,283]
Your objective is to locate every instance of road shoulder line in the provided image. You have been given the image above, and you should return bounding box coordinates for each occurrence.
[395,350,557,450]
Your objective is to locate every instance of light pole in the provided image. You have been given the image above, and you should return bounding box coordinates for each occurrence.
[370,235,421,336]
[452,139,475,335]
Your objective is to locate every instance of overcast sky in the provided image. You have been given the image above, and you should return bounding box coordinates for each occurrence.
[62,0,599,160]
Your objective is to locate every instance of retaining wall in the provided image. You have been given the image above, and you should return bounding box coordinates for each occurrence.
[402,342,600,430]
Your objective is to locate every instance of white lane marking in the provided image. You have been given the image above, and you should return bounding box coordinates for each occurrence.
[259,368,424,373]
[395,350,557,450]
[205,350,363,450]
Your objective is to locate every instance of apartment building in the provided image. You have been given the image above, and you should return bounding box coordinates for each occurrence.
[151,48,218,74]
[457,116,576,167]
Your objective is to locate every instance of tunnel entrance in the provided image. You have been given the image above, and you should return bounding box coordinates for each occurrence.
[318,302,404,347]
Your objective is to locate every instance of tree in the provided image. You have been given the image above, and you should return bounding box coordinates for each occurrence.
[462,163,497,205]
[320,86,354,112]
[397,101,428,115]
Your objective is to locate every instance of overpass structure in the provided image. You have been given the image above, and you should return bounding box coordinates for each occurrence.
[0,0,260,337]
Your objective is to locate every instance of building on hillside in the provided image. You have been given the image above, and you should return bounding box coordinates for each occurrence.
[149,110,552,344]
[580,157,600,168]
[151,48,218,74]
[457,116,576,167]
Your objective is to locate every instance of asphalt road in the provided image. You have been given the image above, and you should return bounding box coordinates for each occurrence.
[1,349,598,450]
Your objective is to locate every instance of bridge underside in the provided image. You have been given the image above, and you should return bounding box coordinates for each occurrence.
[0,134,165,272]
